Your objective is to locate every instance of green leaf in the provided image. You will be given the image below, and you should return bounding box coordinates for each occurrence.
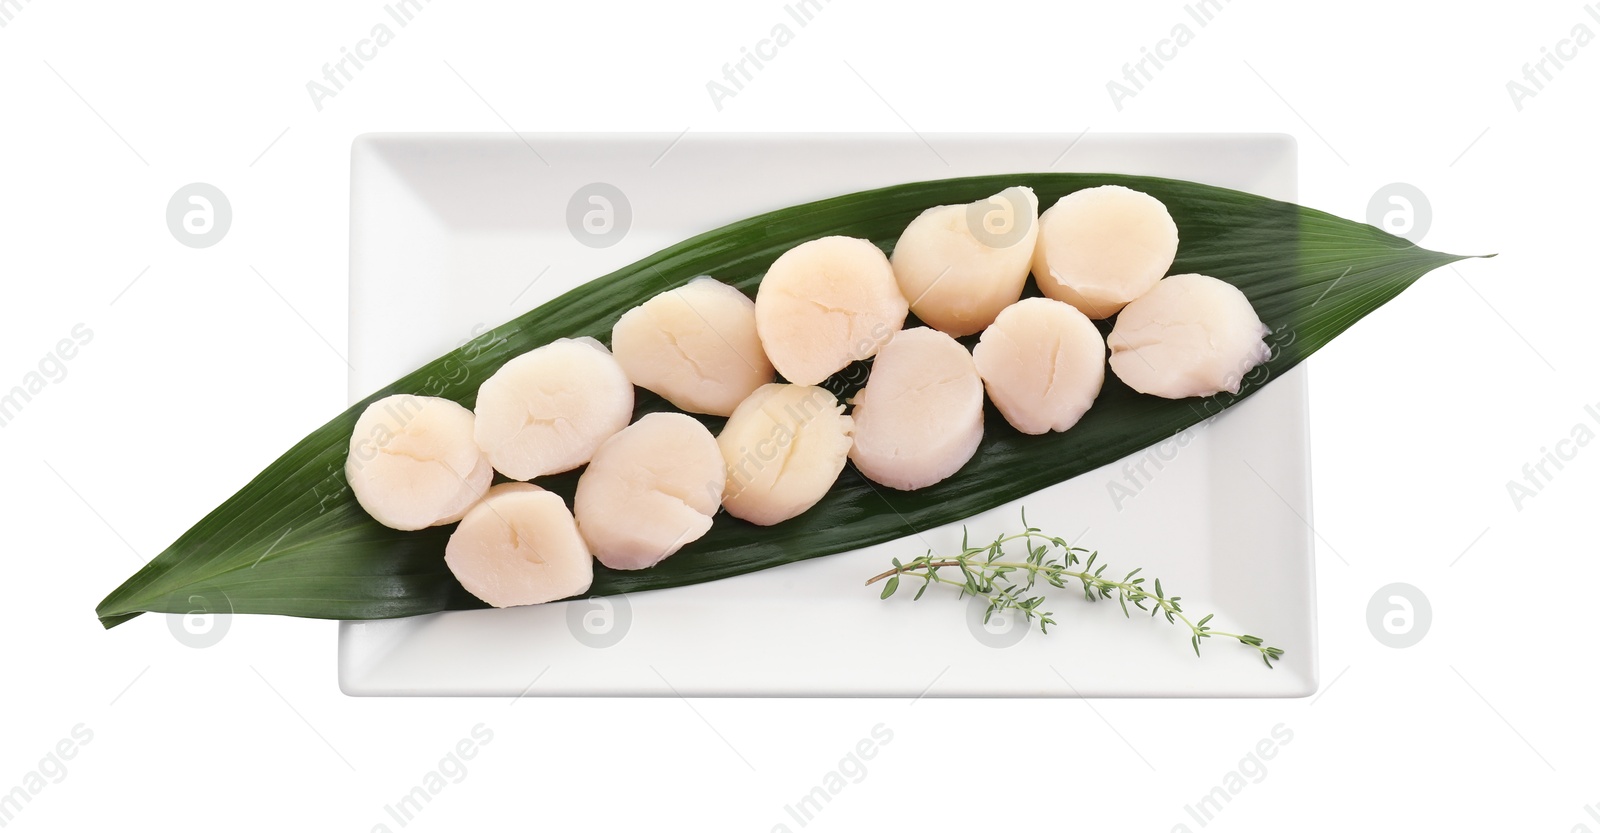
[881,576,900,600]
[95,172,1482,628]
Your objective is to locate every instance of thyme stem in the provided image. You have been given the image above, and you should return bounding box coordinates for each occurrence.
[866,517,1285,668]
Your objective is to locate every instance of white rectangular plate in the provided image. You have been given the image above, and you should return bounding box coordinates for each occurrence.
[341,133,1315,697]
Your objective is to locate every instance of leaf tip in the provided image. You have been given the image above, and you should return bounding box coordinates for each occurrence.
[96,610,142,630]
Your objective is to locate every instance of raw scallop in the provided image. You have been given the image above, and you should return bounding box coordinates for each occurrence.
[754,236,908,385]
[611,277,773,417]
[444,482,594,608]
[346,394,493,531]
[1107,273,1271,399]
[473,337,634,480]
[973,297,1106,435]
[891,186,1039,337]
[717,384,854,526]
[1032,185,1179,319]
[574,412,725,570]
[848,327,984,491]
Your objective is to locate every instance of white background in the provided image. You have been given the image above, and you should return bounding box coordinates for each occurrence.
[1,1,1594,830]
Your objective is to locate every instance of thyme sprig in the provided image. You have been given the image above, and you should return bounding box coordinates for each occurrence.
[865,510,1285,668]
